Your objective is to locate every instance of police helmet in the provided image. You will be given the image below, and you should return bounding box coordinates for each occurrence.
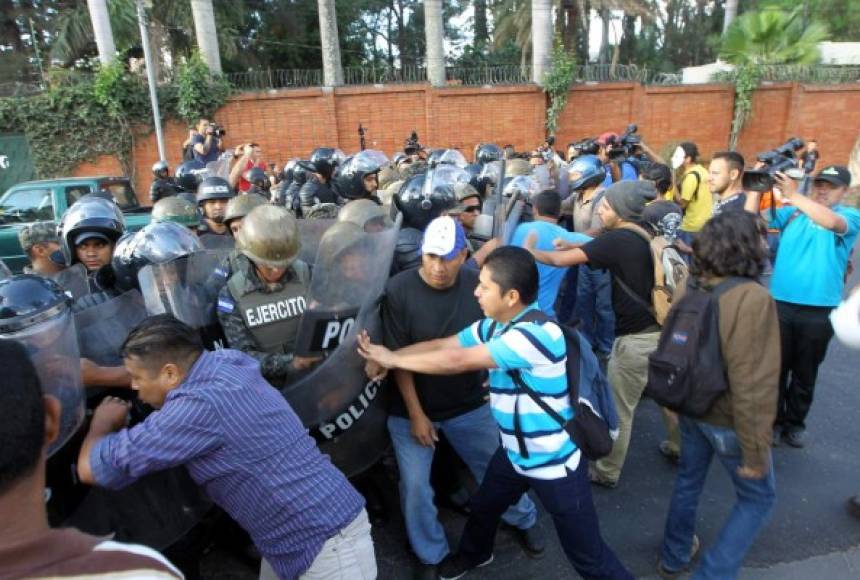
[393,171,457,231]
[302,147,346,180]
[58,197,125,266]
[152,160,169,178]
[338,199,391,231]
[152,196,200,228]
[224,193,268,227]
[567,154,606,192]
[243,167,269,190]
[428,149,467,168]
[111,222,203,293]
[292,161,310,186]
[282,159,300,184]
[475,143,503,164]
[196,176,235,204]
[502,175,541,199]
[0,274,71,332]
[236,205,300,269]
[175,159,207,192]
[335,150,389,201]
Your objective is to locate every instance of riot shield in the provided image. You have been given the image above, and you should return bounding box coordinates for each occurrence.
[532,164,552,191]
[1,307,84,456]
[53,263,89,300]
[138,251,230,349]
[199,232,235,251]
[205,155,230,181]
[557,161,571,199]
[74,290,148,366]
[297,218,336,265]
[284,216,401,477]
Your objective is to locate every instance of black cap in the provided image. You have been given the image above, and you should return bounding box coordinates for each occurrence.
[813,165,851,188]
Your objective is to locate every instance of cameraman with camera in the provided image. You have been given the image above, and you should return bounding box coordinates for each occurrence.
[191,118,225,165]
[597,132,638,187]
[752,165,860,448]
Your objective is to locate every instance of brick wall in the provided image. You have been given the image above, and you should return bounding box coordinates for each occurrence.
[70,81,860,204]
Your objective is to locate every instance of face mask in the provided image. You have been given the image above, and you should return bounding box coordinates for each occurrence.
[671,147,685,170]
[830,290,860,350]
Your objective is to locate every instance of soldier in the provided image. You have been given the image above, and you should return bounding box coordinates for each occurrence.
[196,176,236,250]
[151,196,200,233]
[447,182,483,251]
[149,160,180,204]
[224,192,268,237]
[57,197,125,297]
[282,161,309,215]
[216,205,319,386]
[242,166,270,198]
[334,150,388,206]
[18,221,64,276]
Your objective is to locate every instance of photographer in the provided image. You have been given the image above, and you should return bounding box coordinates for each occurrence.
[596,132,637,187]
[756,166,860,448]
[229,143,266,192]
[191,118,224,165]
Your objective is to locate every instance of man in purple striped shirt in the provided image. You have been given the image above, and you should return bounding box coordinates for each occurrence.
[77,314,375,580]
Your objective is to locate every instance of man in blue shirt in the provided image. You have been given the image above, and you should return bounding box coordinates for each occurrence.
[359,246,631,580]
[191,118,223,165]
[510,190,591,318]
[765,166,860,448]
[597,132,637,188]
[77,315,374,580]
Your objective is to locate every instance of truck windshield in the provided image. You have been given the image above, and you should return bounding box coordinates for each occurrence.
[99,181,139,210]
[0,188,53,223]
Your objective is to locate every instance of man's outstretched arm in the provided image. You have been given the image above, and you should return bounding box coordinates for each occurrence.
[358,331,495,375]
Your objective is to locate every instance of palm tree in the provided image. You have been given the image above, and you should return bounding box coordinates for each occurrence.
[722,0,739,34]
[425,0,445,86]
[190,0,222,74]
[317,0,344,86]
[87,0,116,63]
[532,0,553,83]
[720,7,829,65]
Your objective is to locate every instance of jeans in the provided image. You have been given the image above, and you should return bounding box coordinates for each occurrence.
[556,265,579,325]
[457,448,632,579]
[260,510,377,580]
[387,405,537,565]
[776,300,835,432]
[661,417,776,580]
[575,267,615,354]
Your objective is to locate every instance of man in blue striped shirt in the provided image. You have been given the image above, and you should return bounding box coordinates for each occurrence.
[77,315,374,580]
[359,247,630,580]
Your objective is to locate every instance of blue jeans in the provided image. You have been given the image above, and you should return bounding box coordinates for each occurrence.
[387,405,537,565]
[458,448,632,579]
[556,265,579,325]
[575,267,615,354]
[661,417,777,579]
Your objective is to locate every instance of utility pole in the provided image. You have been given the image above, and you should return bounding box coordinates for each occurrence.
[136,0,166,162]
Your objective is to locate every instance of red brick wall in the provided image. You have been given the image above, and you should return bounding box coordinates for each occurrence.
[70,82,860,204]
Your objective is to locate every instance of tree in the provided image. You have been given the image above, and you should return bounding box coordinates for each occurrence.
[532,0,553,83]
[723,0,739,34]
[190,0,222,73]
[317,0,344,85]
[720,7,829,65]
[87,0,117,64]
[425,0,445,86]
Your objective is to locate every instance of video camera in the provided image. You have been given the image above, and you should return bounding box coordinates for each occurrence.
[208,123,226,138]
[742,137,805,192]
[571,138,600,157]
[606,124,642,160]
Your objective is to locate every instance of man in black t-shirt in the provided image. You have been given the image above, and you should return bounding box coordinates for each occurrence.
[383,217,542,577]
[526,180,659,488]
[709,151,758,217]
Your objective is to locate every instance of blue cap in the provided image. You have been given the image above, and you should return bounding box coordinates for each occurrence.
[421,216,467,260]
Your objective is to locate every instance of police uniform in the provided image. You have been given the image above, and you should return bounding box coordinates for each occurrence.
[150,177,180,203]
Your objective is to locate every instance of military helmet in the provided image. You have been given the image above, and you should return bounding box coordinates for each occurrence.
[152,196,200,228]
[567,154,605,192]
[175,159,207,192]
[58,197,125,266]
[317,222,367,265]
[111,222,203,293]
[236,205,300,269]
[196,176,235,204]
[152,160,169,178]
[243,167,269,190]
[338,199,391,231]
[18,221,59,254]
[224,193,268,226]
[506,158,532,177]
[304,203,340,220]
[334,150,389,201]
[475,143,503,164]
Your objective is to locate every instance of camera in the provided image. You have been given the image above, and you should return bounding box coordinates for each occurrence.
[208,124,226,138]
[742,137,805,192]
[571,138,599,157]
[606,124,641,160]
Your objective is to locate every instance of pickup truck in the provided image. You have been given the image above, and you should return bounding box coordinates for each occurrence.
[0,176,151,272]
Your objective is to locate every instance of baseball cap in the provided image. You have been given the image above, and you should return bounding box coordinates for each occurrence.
[596,132,618,146]
[421,216,467,260]
[450,182,482,214]
[813,165,851,188]
[18,221,59,253]
[74,231,110,246]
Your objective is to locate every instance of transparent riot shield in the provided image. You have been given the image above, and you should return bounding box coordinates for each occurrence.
[53,263,89,300]
[532,164,552,191]
[297,218,336,265]
[138,251,230,349]
[284,216,401,477]
[557,161,571,200]
[205,155,231,181]
[1,307,84,456]
[74,290,149,366]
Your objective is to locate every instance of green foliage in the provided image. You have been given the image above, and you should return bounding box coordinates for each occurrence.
[0,57,231,180]
[543,40,576,135]
[720,7,829,66]
[719,64,763,150]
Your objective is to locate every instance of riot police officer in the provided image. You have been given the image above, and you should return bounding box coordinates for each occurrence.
[216,205,317,385]
[58,197,125,297]
[224,192,268,237]
[338,199,391,233]
[243,166,270,197]
[149,160,180,204]
[474,142,503,165]
[196,176,236,249]
[298,147,344,209]
[334,150,388,206]
[174,159,207,205]
[282,161,309,214]
[151,196,201,232]
[391,170,457,273]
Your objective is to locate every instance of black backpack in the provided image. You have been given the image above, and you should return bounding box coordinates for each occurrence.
[492,310,614,461]
[645,277,751,417]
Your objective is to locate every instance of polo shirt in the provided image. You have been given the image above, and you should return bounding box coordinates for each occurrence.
[458,304,579,480]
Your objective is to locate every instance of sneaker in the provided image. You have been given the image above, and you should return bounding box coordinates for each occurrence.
[659,440,681,465]
[588,465,618,489]
[438,553,494,580]
[511,525,546,559]
[656,535,700,579]
[782,429,806,448]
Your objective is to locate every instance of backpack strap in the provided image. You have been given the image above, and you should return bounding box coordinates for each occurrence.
[615,223,658,317]
[679,170,701,202]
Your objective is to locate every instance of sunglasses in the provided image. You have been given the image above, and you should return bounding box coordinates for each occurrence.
[462,205,482,213]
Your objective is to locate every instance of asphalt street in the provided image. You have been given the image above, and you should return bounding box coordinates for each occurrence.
[202,260,860,580]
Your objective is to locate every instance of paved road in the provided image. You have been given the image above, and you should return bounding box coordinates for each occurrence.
[202,265,860,579]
